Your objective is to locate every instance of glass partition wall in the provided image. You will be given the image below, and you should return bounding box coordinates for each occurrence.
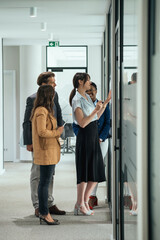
[112,0,139,239]
[107,6,112,211]
[122,0,138,239]
[46,46,87,123]
[47,46,87,69]
[148,0,160,239]
[46,46,87,152]
[102,10,112,222]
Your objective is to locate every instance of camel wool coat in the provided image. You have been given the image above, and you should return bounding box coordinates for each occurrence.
[32,107,61,165]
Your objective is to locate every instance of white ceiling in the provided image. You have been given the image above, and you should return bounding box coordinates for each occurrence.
[0,0,110,46]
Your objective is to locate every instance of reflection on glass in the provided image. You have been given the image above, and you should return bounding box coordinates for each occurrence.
[150,0,160,239]
[54,69,86,123]
[123,46,138,84]
[128,72,137,85]
[122,0,138,239]
[47,46,87,68]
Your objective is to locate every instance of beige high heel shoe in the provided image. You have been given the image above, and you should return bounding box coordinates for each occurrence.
[84,202,94,215]
[74,204,79,215]
[74,204,94,216]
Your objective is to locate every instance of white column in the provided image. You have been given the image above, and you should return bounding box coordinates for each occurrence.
[0,38,5,174]
[20,45,42,161]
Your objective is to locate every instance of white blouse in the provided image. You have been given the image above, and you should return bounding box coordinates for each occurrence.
[72,90,98,124]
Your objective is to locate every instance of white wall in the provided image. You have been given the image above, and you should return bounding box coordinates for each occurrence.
[3,46,20,160]
[0,38,4,174]
[3,45,45,161]
[88,46,102,99]
[42,46,46,71]
[3,46,46,161]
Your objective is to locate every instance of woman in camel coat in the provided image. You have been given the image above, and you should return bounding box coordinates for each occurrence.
[31,85,64,225]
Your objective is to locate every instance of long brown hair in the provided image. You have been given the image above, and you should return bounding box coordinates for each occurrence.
[69,72,90,106]
[30,85,55,120]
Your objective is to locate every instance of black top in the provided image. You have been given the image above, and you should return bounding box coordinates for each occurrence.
[23,91,63,145]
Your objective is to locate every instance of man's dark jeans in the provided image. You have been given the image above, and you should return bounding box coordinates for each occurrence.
[38,164,55,215]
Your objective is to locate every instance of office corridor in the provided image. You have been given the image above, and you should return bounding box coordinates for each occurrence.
[0,154,112,240]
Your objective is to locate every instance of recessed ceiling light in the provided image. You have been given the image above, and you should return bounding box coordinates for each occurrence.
[41,22,47,31]
[30,7,37,18]
[48,33,53,40]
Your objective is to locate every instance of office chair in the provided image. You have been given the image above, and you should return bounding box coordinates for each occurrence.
[61,123,75,155]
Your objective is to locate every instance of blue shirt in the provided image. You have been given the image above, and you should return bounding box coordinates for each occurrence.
[72,90,98,124]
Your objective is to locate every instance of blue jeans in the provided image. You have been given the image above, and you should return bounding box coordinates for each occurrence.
[38,165,55,215]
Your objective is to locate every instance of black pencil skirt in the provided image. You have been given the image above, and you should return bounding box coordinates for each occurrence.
[75,121,106,184]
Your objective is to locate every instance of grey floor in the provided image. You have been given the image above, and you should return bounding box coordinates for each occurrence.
[0,154,112,240]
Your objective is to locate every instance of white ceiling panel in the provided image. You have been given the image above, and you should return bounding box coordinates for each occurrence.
[0,0,110,46]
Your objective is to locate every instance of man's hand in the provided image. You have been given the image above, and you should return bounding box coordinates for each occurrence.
[27,144,33,152]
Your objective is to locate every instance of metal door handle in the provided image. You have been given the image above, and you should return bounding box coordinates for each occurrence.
[114,146,119,151]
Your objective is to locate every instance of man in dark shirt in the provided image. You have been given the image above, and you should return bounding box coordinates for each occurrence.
[23,72,66,217]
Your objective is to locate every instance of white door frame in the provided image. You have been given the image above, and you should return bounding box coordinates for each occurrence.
[4,70,16,162]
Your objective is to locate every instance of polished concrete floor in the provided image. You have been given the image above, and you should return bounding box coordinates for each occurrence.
[0,154,112,240]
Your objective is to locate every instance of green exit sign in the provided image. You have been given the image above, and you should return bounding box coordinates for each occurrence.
[49,41,59,47]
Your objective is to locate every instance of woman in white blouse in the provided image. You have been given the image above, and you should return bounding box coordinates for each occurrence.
[69,73,111,216]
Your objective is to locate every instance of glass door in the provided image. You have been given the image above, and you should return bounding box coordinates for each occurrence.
[148,0,160,239]
[46,45,88,123]
[46,46,87,154]
[51,68,86,123]
[122,0,138,239]
[115,29,121,240]
[107,6,112,209]
[114,0,124,238]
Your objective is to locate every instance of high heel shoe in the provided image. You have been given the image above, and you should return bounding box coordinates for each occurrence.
[129,210,138,216]
[74,204,79,216]
[39,216,60,225]
[74,204,94,216]
[84,202,94,215]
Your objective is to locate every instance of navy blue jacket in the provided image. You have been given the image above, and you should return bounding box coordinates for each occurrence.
[72,100,110,141]
[23,91,63,145]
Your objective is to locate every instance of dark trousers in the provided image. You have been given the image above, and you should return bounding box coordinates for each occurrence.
[38,165,55,215]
